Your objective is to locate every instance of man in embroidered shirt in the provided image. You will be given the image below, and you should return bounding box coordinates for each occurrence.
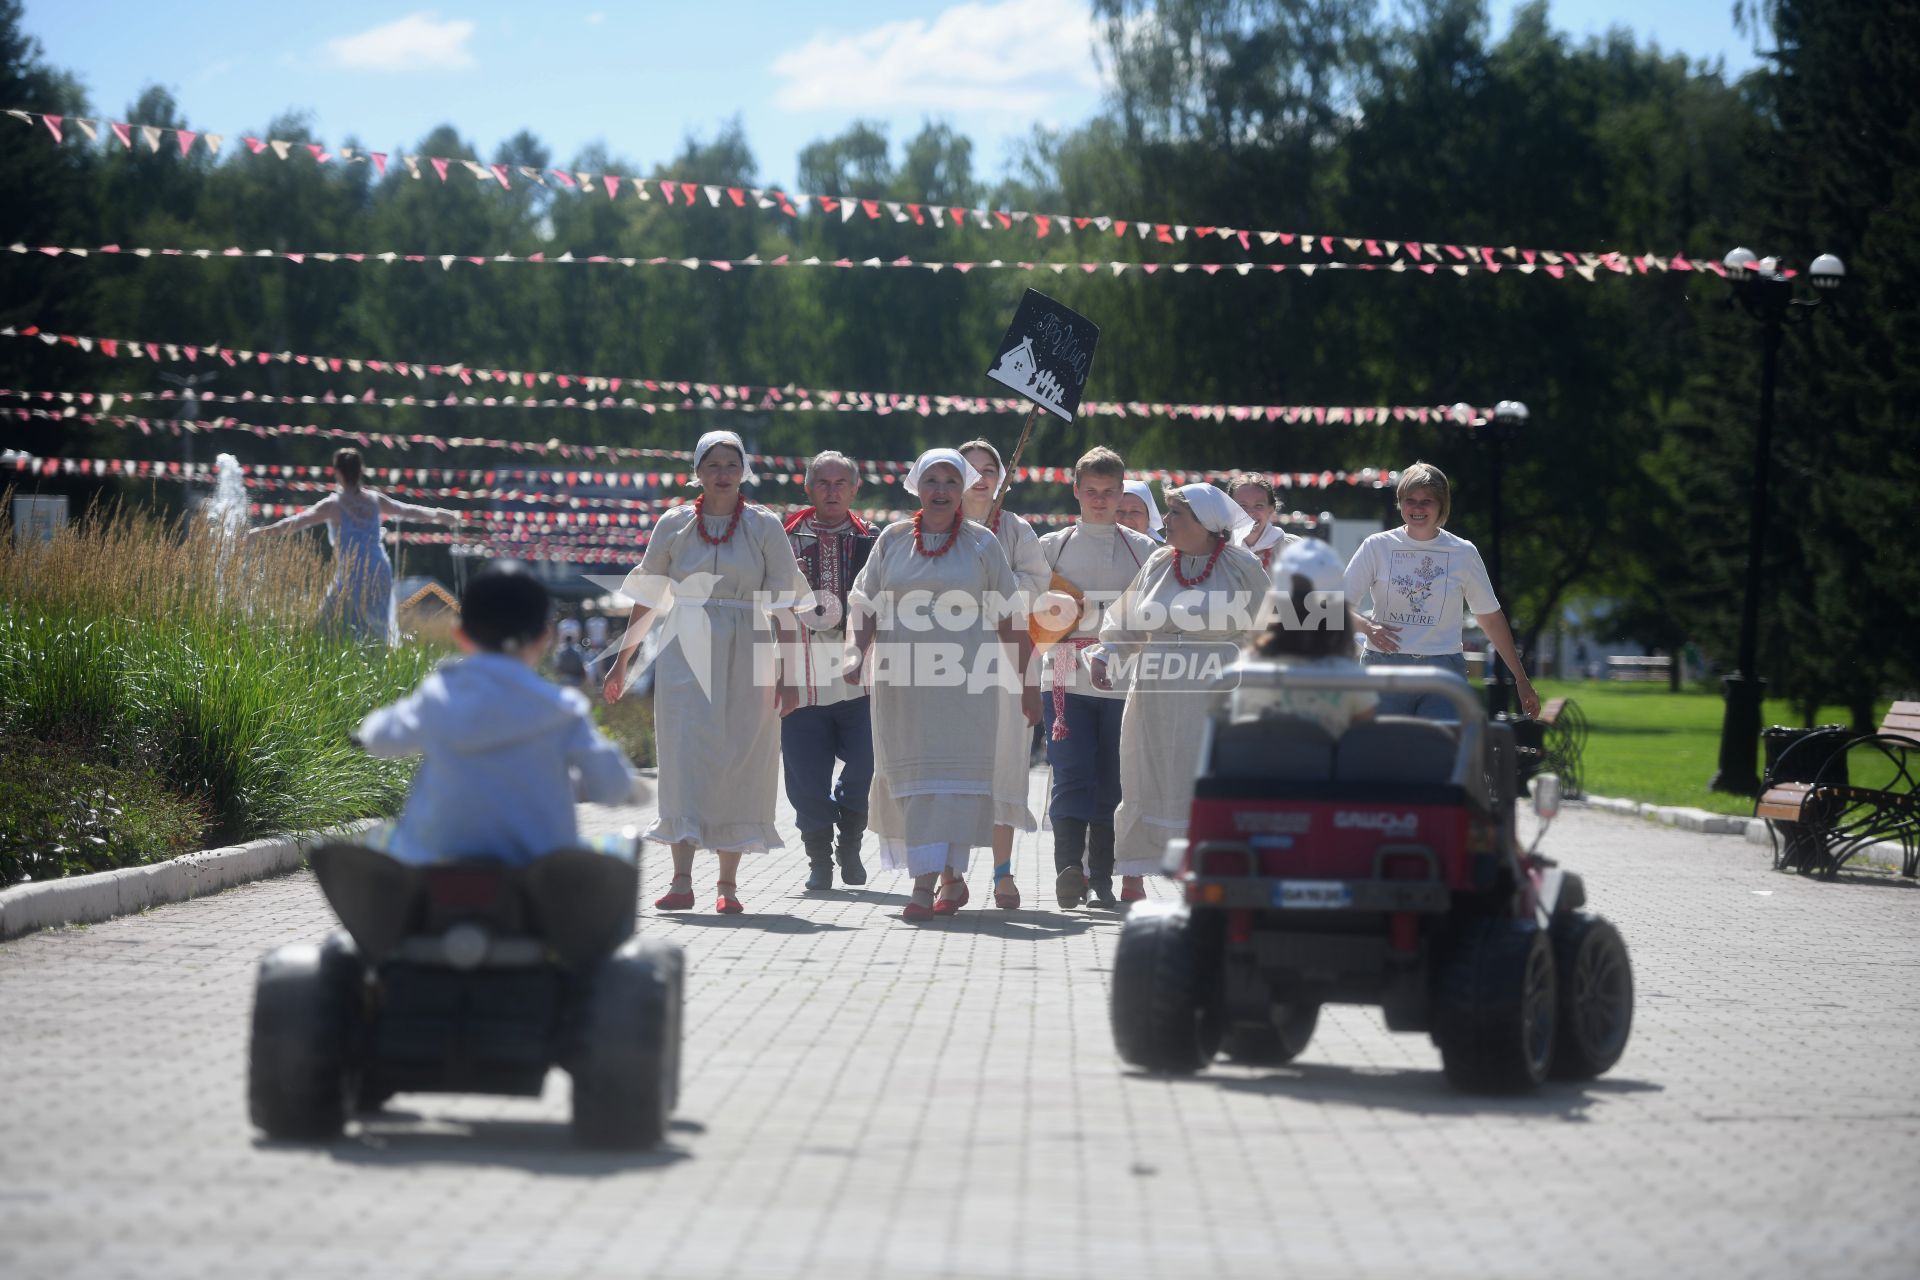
[1036,446,1158,907]
[776,451,879,889]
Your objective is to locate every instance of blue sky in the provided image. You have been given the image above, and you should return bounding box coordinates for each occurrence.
[23,1,1759,190]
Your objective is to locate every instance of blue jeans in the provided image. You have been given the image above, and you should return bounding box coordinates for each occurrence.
[1043,692,1126,822]
[780,697,874,835]
[1361,650,1471,721]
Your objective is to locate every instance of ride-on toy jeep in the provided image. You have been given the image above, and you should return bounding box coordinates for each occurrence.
[248,828,683,1147]
[1110,666,1631,1092]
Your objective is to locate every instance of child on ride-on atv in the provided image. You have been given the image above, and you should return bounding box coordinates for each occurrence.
[1230,537,1378,734]
[355,565,640,864]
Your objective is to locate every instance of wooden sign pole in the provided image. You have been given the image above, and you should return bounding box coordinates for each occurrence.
[987,404,1042,528]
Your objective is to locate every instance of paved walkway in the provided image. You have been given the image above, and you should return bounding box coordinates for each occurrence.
[2,771,1917,1279]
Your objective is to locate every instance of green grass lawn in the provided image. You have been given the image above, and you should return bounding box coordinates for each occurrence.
[1529,678,1894,816]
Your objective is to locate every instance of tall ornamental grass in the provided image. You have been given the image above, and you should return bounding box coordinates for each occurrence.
[0,499,440,884]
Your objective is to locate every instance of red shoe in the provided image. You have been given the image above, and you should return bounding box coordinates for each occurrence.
[715,880,745,915]
[655,878,695,911]
[902,901,934,922]
[1120,876,1147,903]
[932,881,970,917]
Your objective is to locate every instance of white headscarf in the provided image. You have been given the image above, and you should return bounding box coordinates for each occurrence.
[689,429,757,487]
[1123,479,1165,533]
[958,440,1009,497]
[903,448,983,498]
[1169,483,1254,538]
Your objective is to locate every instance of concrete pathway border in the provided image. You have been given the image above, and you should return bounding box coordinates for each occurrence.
[1581,790,1906,869]
[0,820,377,942]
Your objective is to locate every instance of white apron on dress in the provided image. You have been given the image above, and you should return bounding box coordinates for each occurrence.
[625,503,809,853]
[850,519,1019,876]
[1100,543,1271,875]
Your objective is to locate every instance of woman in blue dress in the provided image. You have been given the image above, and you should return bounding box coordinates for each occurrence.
[247,448,462,645]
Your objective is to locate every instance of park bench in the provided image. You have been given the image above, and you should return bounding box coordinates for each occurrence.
[1606,655,1671,682]
[1756,701,1920,878]
[1536,696,1588,799]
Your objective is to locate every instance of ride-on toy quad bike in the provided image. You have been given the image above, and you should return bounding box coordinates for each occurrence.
[1110,665,1631,1093]
[248,828,684,1147]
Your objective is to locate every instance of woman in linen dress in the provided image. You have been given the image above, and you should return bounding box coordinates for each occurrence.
[1094,484,1271,900]
[246,447,461,645]
[956,438,1051,911]
[846,449,1042,921]
[604,431,810,915]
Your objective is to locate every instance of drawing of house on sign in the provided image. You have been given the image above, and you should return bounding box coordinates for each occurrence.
[989,336,1038,389]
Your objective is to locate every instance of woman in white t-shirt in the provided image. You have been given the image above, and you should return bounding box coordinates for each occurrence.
[1343,461,1539,720]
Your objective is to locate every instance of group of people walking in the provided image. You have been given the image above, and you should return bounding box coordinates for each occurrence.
[266,434,1537,923]
[588,430,1535,922]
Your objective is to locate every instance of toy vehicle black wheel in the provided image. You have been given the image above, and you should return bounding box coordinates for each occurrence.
[1433,919,1556,1094]
[571,937,680,1149]
[248,941,362,1140]
[1548,912,1633,1080]
[1110,904,1220,1075]
[1220,1003,1319,1067]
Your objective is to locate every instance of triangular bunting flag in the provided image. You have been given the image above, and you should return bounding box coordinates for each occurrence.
[175,130,197,157]
[142,125,164,152]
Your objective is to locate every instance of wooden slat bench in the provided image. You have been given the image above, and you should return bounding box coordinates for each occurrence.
[1606,655,1671,682]
[1757,702,1920,878]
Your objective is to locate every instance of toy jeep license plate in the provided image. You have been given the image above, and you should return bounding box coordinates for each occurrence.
[1271,881,1353,909]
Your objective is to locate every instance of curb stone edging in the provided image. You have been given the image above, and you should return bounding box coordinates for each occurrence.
[0,819,379,942]
[1577,791,1905,870]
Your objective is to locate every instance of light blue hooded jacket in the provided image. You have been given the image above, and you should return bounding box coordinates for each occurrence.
[357,653,638,865]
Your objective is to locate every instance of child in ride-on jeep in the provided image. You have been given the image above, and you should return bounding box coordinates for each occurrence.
[1230,537,1378,734]
[356,565,640,864]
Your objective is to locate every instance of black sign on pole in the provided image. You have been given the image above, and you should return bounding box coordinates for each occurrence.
[985,289,1100,422]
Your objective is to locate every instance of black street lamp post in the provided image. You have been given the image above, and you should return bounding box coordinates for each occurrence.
[1451,398,1529,715]
[1708,246,1846,795]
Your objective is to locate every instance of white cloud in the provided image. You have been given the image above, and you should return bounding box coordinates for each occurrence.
[771,0,1101,114]
[324,11,477,72]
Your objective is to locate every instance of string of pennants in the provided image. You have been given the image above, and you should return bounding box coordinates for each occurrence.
[14,456,1332,532]
[5,239,1699,282]
[1,326,1492,427]
[5,422,1392,495]
[4,105,1694,275]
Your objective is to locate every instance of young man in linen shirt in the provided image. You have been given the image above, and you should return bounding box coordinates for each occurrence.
[1036,447,1158,908]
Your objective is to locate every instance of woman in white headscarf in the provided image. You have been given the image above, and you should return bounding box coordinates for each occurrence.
[1094,483,1271,900]
[1117,479,1165,543]
[604,430,811,915]
[956,437,1050,910]
[847,448,1041,921]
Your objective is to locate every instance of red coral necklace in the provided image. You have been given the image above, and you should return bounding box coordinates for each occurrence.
[912,510,960,558]
[694,494,744,546]
[1173,538,1226,587]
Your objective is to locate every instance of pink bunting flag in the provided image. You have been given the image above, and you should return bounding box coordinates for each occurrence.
[604,175,620,200]
[306,144,331,164]
[430,157,449,182]
[243,136,265,154]
[41,114,62,143]
[111,121,133,149]
[176,130,197,157]
[371,152,387,176]
[490,163,511,189]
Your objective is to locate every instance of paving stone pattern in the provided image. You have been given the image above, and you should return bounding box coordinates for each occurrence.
[2,774,1917,1279]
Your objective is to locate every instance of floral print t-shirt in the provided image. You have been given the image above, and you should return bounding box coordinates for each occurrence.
[1343,527,1499,656]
